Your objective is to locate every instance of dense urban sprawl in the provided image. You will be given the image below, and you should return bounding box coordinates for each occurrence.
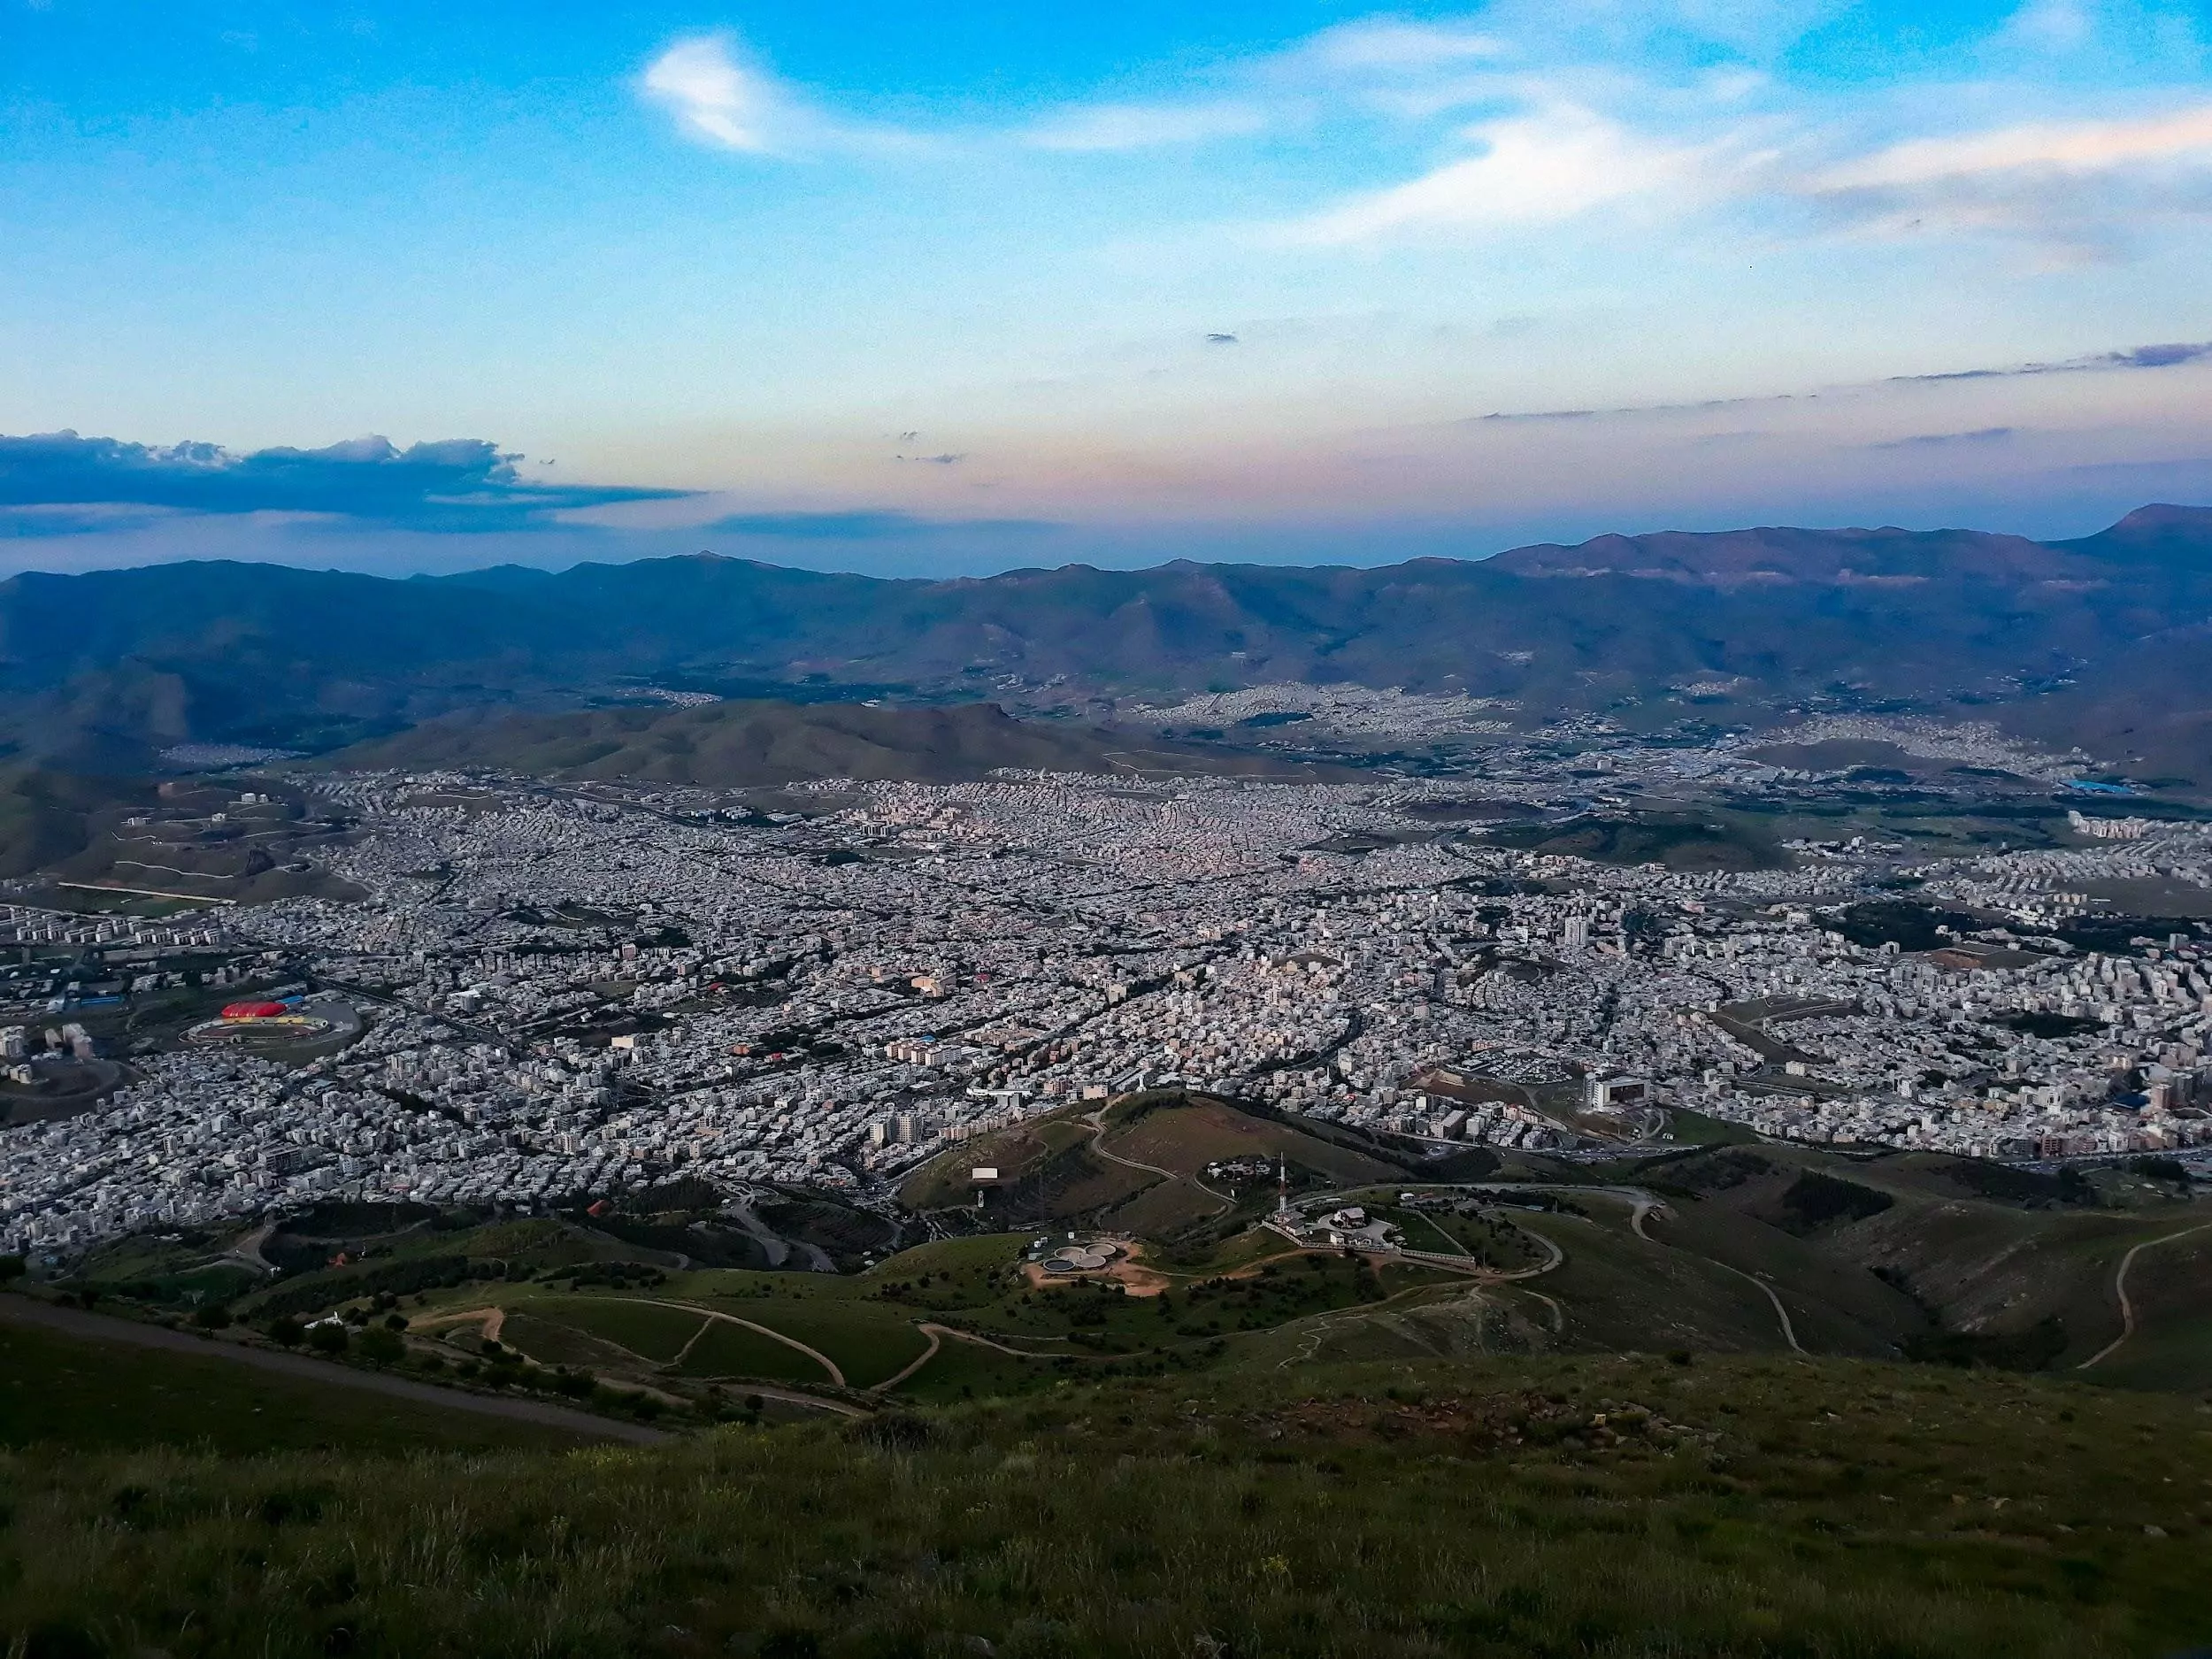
[5,718,2212,1256]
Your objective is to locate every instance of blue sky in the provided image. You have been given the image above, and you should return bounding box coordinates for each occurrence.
[4,0,2210,575]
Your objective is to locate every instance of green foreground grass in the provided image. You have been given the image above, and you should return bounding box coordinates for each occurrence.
[4,1343,2211,1658]
[0,1323,584,1457]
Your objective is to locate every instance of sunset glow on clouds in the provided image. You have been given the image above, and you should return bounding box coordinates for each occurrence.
[4,0,2210,574]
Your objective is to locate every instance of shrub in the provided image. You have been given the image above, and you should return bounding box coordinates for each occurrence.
[1778,1171,1893,1233]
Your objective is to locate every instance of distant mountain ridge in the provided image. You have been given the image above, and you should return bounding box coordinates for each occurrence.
[3,503,2209,782]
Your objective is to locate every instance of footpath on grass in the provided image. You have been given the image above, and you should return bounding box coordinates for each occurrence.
[0,1294,669,1445]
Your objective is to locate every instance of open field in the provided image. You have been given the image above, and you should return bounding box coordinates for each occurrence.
[706,1302,932,1387]
[525,1296,706,1364]
[898,1111,1099,1210]
[670,1317,833,1385]
[495,1311,641,1374]
[1102,1094,1400,1185]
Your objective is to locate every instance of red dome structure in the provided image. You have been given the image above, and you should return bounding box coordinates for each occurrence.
[219,1001,290,1020]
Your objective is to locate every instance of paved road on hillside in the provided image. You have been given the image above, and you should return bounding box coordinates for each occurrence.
[0,1294,669,1444]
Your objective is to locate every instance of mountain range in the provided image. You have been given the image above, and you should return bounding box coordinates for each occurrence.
[3,503,2208,782]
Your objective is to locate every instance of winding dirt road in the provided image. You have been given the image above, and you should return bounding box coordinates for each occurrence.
[2076,1220,2212,1372]
[1616,1191,1804,1354]
[634,1298,849,1387]
[1079,1109,1234,1213]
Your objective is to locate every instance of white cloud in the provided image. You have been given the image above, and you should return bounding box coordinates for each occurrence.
[1994,0,2098,52]
[1803,103,2212,250]
[1293,18,1509,72]
[641,35,784,153]
[632,14,2212,268]
[1281,105,1724,242]
[639,33,924,157]
[1815,104,2212,191]
[1021,18,1512,152]
[1026,101,1270,153]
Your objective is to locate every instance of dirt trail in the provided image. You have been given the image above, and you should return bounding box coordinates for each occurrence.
[1080,1109,1234,1213]
[876,1325,942,1391]
[413,1305,505,1343]
[1624,1197,1804,1355]
[2077,1220,2212,1371]
[0,1294,667,1443]
[1716,1263,1805,1355]
[614,1297,847,1386]
[1519,1286,1566,1334]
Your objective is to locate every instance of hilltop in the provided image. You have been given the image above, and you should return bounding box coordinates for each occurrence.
[323,699,1341,786]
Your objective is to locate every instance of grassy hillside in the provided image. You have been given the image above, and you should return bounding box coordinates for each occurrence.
[326,699,1338,786]
[900,1091,1405,1224]
[1482,809,1792,872]
[1624,1141,2212,1373]
[58,1109,2212,1414]
[14,1103,2212,1655]
[4,1347,2211,1657]
[0,768,361,902]
[0,766,153,878]
[0,1318,586,1455]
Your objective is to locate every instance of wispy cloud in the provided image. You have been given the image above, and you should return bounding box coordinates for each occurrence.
[634,8,2212,268]
[1869,426,2018,449]
[1294,17,1509,73]
[1993,0,2097,53]
[640,33,919,157]
[1025,17,1512,155]
[705,509,1050,540]
[1471,336,2212,423]
[1893,338,2212,381]
[0,433,687,534]
[1283,105,1731,242]
[1805,102,2212,248]
[641,34,784,152]
[1025,100,1270,154]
